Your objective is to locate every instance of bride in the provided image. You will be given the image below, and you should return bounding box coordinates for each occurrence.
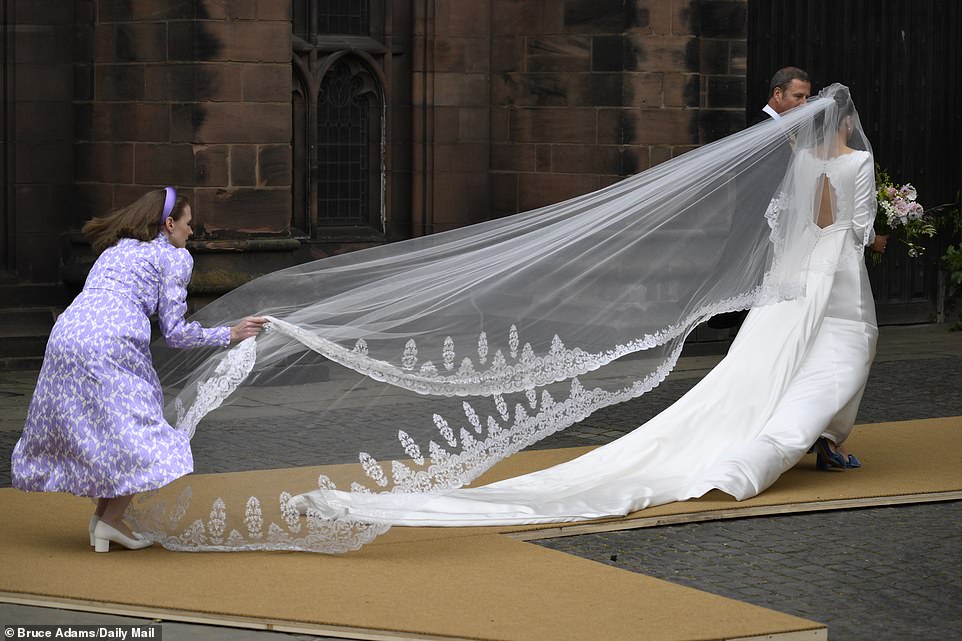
[135,84,878,551]
[288,88,878,526]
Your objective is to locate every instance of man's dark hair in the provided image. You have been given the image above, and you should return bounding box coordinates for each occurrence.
[768,66,809,98]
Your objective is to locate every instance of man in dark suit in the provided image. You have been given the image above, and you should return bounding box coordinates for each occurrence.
[707,67,812,331]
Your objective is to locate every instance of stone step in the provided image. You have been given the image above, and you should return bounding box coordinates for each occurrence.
[0,282,73,309]
[0,308,57,339]
[0,355,45,371]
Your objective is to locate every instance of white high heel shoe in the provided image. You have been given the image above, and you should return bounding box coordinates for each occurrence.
[93,520,152,553]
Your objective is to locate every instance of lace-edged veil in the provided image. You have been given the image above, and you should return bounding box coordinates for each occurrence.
[129,84,871,552]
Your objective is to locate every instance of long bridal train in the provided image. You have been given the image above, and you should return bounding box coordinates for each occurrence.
[292,151,879,527]
[135,84,876,552]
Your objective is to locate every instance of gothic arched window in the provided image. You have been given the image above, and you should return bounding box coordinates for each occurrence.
[292,2,388,239]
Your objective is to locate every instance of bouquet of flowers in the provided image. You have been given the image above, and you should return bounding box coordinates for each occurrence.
[873,165,936,263]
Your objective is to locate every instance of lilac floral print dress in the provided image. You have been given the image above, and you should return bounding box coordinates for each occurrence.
[12,234,229,498]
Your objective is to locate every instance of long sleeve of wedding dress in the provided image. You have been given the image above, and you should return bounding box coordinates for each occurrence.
[291,150,878,528]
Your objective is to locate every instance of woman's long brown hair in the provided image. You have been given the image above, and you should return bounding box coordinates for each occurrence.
[82,189,189,256]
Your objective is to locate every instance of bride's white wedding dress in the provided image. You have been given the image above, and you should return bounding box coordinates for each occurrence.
[292,150,878,527]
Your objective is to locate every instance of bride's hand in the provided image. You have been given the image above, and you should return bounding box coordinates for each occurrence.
[870,234,888,253]
[230,316,269,343]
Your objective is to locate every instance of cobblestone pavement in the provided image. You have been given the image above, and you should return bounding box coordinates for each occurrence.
[537,502,962,641]
[1,324,961,640]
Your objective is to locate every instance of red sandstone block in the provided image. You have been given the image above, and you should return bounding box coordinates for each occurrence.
[134,143,196,185]
[431,107,462,144]
[490,107,510,142]
[429,172,490,227]
[98,0,186,22]
[491,143,536,172]
[14,184,69,232]
[518,172,600,211]
[628,0,672,35]
[433,37,491,74]
[230,145,257,186]
[221,0,257,20]
[622,72,665,108]
[14,232,62,282]
[490,172,520,216]
[200,21,291,63]
[145,63,240,102]
[571,73,624,107]
[14,141,70,183]
[671,0,696,35]
[13,23,72,64]
[434,73,489,107]
[491,72,569,108]
[15,0,76,25]
[603,108,695,145]
[525,35,592,73]
[95,23,167,63]
[542,1,566,34]
[88,102,170,142]
[95,64,146,101]
[550,144,622,174]
[650,144,672,166]
[191,102,291,144]
[459,107,490,142]
[663,72,697,107]
[242,64,291,101]
[730,39,747,74]
[257,145,291,187]
[509,109,597,144]
[193,144,230,186]
[15,64,72,102]
[438,0,491,36]
[195,187,291,236]
[257,0,291,21]
[75,142,135,183]
[15,101,72,142]
[491,0,543,35]
[491,36,524,72]
[627,34,696,73]
[536,144,551,172]
[74,184,116,221]
[434,143,490,173]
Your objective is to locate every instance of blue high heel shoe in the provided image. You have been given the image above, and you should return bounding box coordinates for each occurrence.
[845,453,862,468]
[814,437,847,470]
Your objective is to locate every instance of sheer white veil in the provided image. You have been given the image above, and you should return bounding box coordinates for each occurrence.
[128,84,872,553]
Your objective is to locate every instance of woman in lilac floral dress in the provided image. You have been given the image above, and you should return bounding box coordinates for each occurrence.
[11,188,266,552]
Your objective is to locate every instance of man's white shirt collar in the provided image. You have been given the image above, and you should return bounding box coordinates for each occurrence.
[762,104,781,120]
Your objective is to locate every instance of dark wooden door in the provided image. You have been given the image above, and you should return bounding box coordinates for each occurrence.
[747,0,962,324]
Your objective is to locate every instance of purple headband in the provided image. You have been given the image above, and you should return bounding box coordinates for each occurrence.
[161,187,176,224]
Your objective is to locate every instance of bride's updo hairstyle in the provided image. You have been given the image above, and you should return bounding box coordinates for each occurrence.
[83,189,190,255]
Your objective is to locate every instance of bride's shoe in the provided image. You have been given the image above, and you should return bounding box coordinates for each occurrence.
[814,437,846,470]
[93,520,152,553]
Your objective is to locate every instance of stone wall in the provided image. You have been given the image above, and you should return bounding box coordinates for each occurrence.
[5,0,76,281]
[411,1,493,234]
[487,0,747,216]
[74,0,292,239]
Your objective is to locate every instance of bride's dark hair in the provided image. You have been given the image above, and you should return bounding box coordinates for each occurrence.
[83,189,189,255]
